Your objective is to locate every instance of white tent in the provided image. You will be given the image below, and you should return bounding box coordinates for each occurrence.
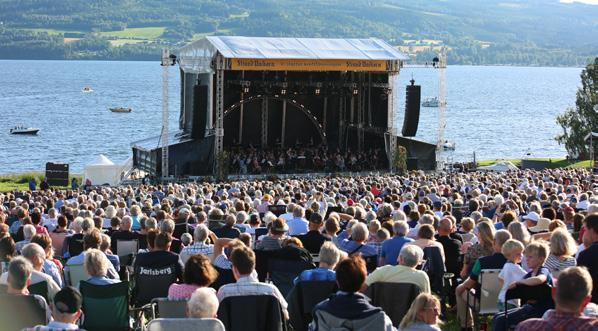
[477,161,519,172]
[84,155,123,186]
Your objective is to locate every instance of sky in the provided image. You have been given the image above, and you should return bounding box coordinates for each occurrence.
[560,0,598,4]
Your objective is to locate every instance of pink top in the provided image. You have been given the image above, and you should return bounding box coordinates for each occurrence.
[167,283,200,300]
[35,225,48,235]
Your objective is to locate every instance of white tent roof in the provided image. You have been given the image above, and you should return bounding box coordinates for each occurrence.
[178,36,408,73]
[477,161,519,172]
[87,154,115,166]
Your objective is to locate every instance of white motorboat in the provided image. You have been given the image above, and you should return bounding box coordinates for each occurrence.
[422,97,440,107]
[10,126,40,135]
[82,86,94,93]
[110,107,132,113]
[442,140,456,150]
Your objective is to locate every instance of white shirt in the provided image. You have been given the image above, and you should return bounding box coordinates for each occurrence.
[498,262,527,304]
[287,217,309,236]
[0,269,61,300]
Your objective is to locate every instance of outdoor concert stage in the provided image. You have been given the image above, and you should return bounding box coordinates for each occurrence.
[132,36,436,177]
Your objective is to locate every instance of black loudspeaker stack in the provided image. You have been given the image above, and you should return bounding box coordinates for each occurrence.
[192,85,209,139]
[401,79,421,137]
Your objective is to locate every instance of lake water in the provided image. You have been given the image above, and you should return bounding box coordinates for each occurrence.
[0,60,583,174]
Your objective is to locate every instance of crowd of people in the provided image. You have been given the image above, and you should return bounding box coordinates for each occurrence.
[228,146,387,174]
[0,167,597,330]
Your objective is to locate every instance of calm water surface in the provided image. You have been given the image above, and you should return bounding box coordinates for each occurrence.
[0,60,582,173]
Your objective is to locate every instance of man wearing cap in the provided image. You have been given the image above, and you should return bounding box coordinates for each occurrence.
[24,286,83,331]
[297,213,331,254]
[522,211,540,229]
[528,217,551,235]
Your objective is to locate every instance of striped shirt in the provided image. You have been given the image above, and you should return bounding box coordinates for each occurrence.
[179,242,214,264]
[544,254,577,273]
[216,273,288,314]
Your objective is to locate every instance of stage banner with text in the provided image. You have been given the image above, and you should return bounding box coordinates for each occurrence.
[230,58,388,72]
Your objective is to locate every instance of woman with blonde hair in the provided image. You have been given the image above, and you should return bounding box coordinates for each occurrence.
[130,204,142,231]
[461,221,494,278]
[544,228,577,273]
[508,221,531,246]
[399,293,442,331]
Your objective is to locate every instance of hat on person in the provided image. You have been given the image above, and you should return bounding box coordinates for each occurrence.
[374,197,383,204]
[309,213,323,225]
[347,199,354,206]
[529,217,551,233]
[54,286,82,314]
[271,218,289,233]
[522,211,540,222]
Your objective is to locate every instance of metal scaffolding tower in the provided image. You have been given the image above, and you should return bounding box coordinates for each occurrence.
[160,49,171,180]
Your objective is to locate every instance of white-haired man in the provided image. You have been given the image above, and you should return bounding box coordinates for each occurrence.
[180,224,216,264]
[364,244,430,294]
[380,221,414,266]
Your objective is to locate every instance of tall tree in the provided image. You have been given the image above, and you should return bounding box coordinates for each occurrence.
[556,57,598,158]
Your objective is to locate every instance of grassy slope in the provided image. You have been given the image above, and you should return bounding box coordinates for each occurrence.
[96,27,166,39]
[0,172,82,192]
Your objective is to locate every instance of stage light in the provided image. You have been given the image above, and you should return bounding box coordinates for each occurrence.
[243,87,249,93]
[353,89,358,95]
[281,89,287,95]
[315,88,320,95]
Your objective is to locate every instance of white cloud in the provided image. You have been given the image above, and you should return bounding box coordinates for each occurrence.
[560,0,598,5]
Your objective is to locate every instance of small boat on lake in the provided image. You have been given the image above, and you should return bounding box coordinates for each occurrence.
[10,126,40,135]
[110,107,132,113]
[82,86,94,93]
[422,97,440,107]
[442,140,456,151]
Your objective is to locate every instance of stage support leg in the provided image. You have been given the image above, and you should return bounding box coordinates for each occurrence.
[322,97,327,133]
[281,99,287,148]
[261,96,268,147]
[213,56,224,177]
[387,72,397,172]
[239,92,244,145]
[338,96,345,149]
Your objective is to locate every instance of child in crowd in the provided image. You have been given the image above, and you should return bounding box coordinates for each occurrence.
[497,239,527,311]
[493,241,554,331]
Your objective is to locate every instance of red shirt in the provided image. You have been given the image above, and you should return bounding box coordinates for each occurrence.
[515,310,598,331]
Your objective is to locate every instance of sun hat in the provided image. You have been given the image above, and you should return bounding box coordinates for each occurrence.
[529,217,551,232]
[271,218,289,233]
[522,211,540,222]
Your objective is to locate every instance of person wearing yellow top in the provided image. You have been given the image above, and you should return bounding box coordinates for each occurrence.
[363,244,430,294]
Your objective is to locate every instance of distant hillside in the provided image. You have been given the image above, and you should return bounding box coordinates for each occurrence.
[0,0,597,65]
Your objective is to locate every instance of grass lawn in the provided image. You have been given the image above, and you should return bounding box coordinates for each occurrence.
[477,158,591,168]
[0,172,82,192]
[97,27,166,39]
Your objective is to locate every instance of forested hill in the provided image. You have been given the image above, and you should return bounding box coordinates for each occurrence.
[1,0,597,66]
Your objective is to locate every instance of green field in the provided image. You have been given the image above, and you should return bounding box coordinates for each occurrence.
[109,39,147,47]
[477,158,591,168]
[97,27,166,39]
[0,172,81,192]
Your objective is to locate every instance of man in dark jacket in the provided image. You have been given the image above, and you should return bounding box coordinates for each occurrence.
[297,213,330,254]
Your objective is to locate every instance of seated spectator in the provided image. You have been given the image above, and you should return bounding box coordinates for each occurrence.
[461,221,495,279]
[186,287,219,318]
[110,216,141,254]
[217,245,288,318]
[161,219,183,254]
[294,241,340,284]
[2,257,51,322]
[309,256,394,330]
[398,293,442,331]
[365,244,430,293]
[338,222,378,257]
[65,228,119,282]
[380,221,414,266]
[0,236,16,273]
[516,266,598,331]
[234,211,251,233]
[456,229,510,331]
[212,238,246,270]
[458,218,475,243]
[133,232,183,284]
[288,206,309,236]
[168,254,218,300]
[545,228,577,273]
[181,233,193,247]
[1,243,61,300]
[492,241,554,331]
[256,218,288,250]
[325,217,341,247]
[16,224,36,253]
[498,239,527,311]
[297,213,330,254]
[30,234,63,288]
[83,248,120,287]
[577,213,598,304]
[410,224,445,263]
[99,234,120,272]
[24,286,84,331]
[213,214,241,239]
[180,224,214,264]
[31,211,49,236]
[49,215,69,256]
